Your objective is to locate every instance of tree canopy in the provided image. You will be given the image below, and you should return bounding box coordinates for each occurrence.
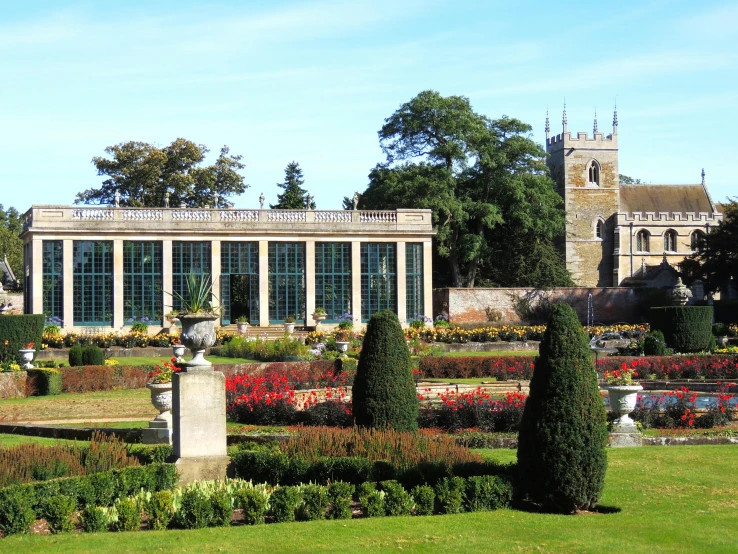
[682,199,738,293]
[270,161,315,210]
[0,205,23,236]
[75,138,247,207]
[360,90,571,288]
[0,228,22,290]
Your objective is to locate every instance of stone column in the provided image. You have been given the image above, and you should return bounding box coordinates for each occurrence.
[31,239,43,316]
[423,241,433,325]
[112,240,124,329]
[63,240,74,330]
[210,240,221,322]
[396,241,407,325]
[351,241,361,327]
[162,240,173,317]
[258,240,269,326]
[305,240,315,326]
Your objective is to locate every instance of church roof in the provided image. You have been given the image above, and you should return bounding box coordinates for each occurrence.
[620,184,716,215]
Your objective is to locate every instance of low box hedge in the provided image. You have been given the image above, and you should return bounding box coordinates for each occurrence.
[648,306,713,353]
[26,369,62,396]
[418,356,535,380]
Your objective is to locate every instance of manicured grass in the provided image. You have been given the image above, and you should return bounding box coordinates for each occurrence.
[439,350,537,357]
[0,434,84,447]
[111,355,259,366]
[5,446,738,552]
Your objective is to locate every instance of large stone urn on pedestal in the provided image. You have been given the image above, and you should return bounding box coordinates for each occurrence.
[173,313,228,483]
[142,382,173,444]
[604,384,644,447]
[18,349,36,370]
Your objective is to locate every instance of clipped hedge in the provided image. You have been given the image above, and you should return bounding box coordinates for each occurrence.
[649,306,713,353]
[60,365,153,393]
[0,315,44,363]
[0,464,177,535]
[418,356,535,381]
[26,369,62,396]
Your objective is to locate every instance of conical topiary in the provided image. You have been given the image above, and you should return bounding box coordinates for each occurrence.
[517,303,608,513]
[352,310,418,431]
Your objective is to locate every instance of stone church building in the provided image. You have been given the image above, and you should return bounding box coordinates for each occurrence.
[545,107,722,287]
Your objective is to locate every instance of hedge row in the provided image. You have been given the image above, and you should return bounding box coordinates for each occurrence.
[0,315,45,363]
[231,450,513,490]
[596,355,738,380]
[0,463,177,536]
[417,356,535,380]
[648,306,713,353]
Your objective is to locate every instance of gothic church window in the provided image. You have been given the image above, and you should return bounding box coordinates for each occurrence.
[664,230,677,253]
[636,230,650,252]
[691,230,705,251]
[588,160,600,186]
[595,219,604,239]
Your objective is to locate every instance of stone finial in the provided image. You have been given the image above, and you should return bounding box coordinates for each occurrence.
[545,107,550,140]
[114,189,121,207]
[613,102,618,134]
[352,192,360,210]
[670,277,692,306]
[593,107,598,134]
[562,100,567,133]
[701,168,705,186]
[259,193,265,209]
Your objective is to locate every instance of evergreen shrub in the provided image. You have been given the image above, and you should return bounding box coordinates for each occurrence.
[643,330,668,356]
[0,488,36,535]
[434,477,465,514]
[358,482,384,517]
[326,482,354,520]
[44,495,76,534]
[26,369,62,396]
[236,487,268,525]
[210,489,234,527]
[0,315,44,363]
[297,484,329,521]
[146,491,174,530]
[80,506,109,533]
[411,485,435,516]
[648,306,714,353]
[268,486,301,523]
[517,303,608,513]
[82,345,106,366]
[68,344,84,367]
[463,475,514,511]
[176,489,213,529]
[114,498,141,532]
[352,310,418,431]
[380,480,413,516]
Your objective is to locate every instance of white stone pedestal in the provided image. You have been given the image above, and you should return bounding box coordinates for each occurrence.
[609,421,643,447]
[142,420,173,445]
[172,367,228,483]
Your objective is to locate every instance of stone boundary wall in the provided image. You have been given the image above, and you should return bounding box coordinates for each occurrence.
[434,287,639,325]
[0,371,27,399]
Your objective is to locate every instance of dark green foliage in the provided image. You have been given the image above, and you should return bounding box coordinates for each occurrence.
[82,345,105,366]
[358,482,385,517]
[434,477,466,514]
[643,330,668,356]
[0,488,35,535]
[712,323,730,337]
[411,485,435,516]
[113,498,141,532]
[26,369,62,395]
[297,484,329,521]
[129,444,173,465]
[176,489,213,529]
[0,315,44,363]
[270,161,315,210]
[326,482,354,520]
[380,481,413,516]
[88,471,117,506]
[463,475,514,511]
[352,310,419,431]
[80,506,109,533]
[210,489,234,527]
[44,495,76,534]
[649,306,714,353]
[713,300,738,325]
[268,486,301,523]
[146,491,174,530]
[236,487,268,525]
[68,344,84,367]
[517,303,608,513]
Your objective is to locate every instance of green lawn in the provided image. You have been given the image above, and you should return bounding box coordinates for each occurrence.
[0,434,84,447]
[4,445,737,552]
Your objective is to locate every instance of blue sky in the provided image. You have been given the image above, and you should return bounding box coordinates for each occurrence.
[1,0,736,212]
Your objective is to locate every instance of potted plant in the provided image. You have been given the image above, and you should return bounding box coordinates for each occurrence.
[335,312,354,352]
[18,342,36,369]
[171,337,186,362]
[170,272,220,368]
[166,310,180,336]
[235,316,249,335]
[602,364,643,430]
[283,315,297,335]
[146,359,181,425]
[312,307,327,325]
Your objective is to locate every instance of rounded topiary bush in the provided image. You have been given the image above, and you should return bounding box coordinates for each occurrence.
[517,303,608,513]
[643,330,667,356]
[68,344,84,367]
[352,310,418,432]
[82,345,105,366]
[648,305,713,353]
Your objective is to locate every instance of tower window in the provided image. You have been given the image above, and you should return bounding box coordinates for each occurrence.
[588,160,600,186]
[636,230,650,252]
[664,230,677,253]
[691,230,705,251]
[595,219,604,239]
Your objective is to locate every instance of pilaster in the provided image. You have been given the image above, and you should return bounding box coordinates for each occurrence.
[31,239,43,316]
[305,240,315,325]
[210,240,221,322]
[162,240,173,317]
[351,241,361,326]
[396,241,406,324]
[112,240,124,329]
[423,241,433,325]
[63,240,73,329]
[259,240,269,326]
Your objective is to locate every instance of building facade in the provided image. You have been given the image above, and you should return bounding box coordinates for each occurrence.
[19,206,434,331]
[545,108,722,287]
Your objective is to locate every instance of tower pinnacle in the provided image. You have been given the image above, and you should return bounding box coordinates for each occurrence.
[562,100,567,133]
[612,101,618,135]
[593,108,598,134]
[545,106,550,140]
[701,168,705,185]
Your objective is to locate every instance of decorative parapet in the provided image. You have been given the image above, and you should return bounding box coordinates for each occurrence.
[546,131,617,149]
[616,211,723,224]
[20,206,434,237]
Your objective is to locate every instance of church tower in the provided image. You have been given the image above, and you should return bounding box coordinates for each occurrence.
[546,106,620,286]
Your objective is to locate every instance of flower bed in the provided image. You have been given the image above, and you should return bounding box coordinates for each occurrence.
[417,356,534,380]
[39,329,238,350]
[418,389,528,432]
[632,384,736,429]
[596,355,738,380]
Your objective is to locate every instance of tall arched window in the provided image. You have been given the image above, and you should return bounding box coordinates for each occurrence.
[636,230,650,252]
[691,230,705,251]
[588,160,601,186]
[664,230,677,252]
[595,219,604,239]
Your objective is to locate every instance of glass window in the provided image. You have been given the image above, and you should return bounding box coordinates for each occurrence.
[315,243,351,322]
[588,161,600,185]
[361,243,396,322]
[406,243,424,322]
[123,242,163,325]
[596,220,604,239]
[73,241,113,326]
[636,230,650,253]
[221,242,259,325]
[664,230,677,252]
[172,242,211,312]
[268,242,305,323]
[42,240,63,323]
[690,230,705,251]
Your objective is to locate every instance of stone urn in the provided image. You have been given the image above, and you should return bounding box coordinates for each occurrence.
[237,322,249,335]
[172,344,186,362]
[312,313,327,325]
[670,277,692,306]
[166,313,180,335]
[18,349,35,370]
[178,313,218,368]
[604,385,643,429]
[335,341,350,353]
[146,382,173,424]
[284,323,296,335]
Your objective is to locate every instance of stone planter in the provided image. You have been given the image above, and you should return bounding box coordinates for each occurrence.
[179,313,218,368]
[237,322,249,334]
[166,314,179,335]
[312,313,327,325]
[284,323,296,335]
[336,341,350,353]
[144,382,173,445]
[18,349,35,370]
[172,344,186,362]
[604,384,643,428]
